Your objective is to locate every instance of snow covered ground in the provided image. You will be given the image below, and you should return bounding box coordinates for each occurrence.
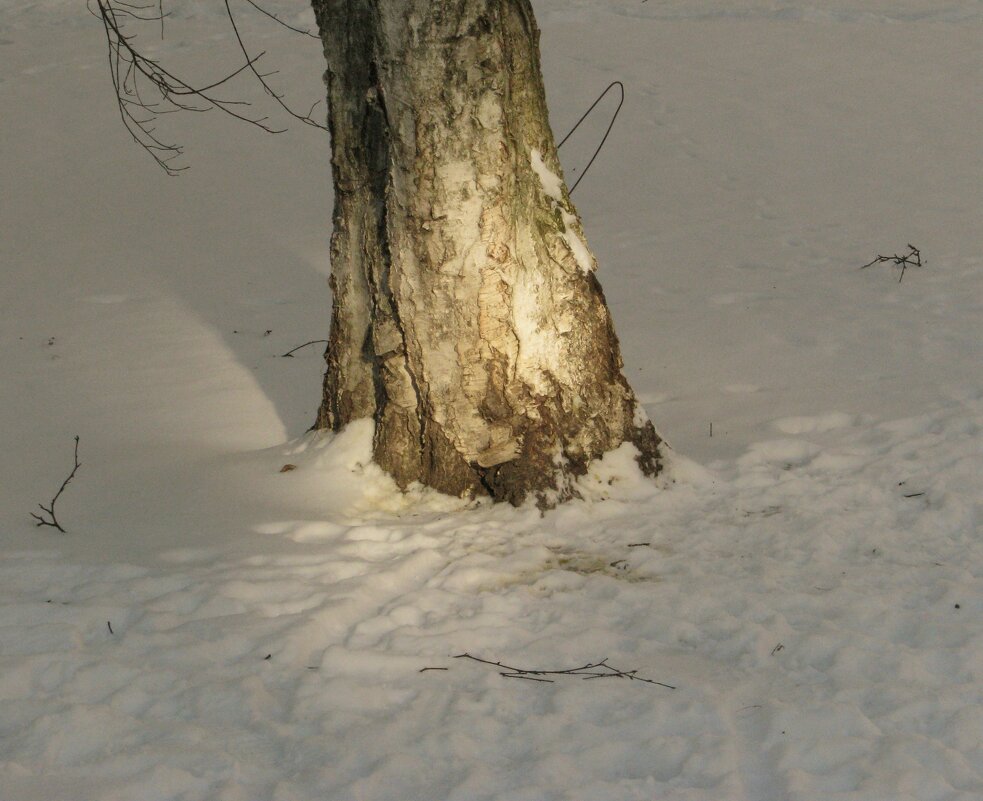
[1,1,981,799]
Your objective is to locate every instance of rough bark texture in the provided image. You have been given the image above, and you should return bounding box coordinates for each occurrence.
[310,0,663,506]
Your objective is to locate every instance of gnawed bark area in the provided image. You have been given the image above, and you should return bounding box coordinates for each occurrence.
[311,0,663,506]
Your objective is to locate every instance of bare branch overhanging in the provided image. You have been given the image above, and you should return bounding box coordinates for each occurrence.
[90,0,325,175]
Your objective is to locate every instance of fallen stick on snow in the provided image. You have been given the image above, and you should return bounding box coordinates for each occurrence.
[860,244,923,282]
[280,339,329,357]
[451,652,675,689]
[31,435,81,534]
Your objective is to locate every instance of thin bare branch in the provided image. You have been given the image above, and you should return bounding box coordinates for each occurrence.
[281,339,328,358]
[556,81,625,195]
[92,0,301,174]
[451,652,676,689]
[223,0,328,131]
[242,0,319,38]
[31,436,81,534]
[860,244,923,282]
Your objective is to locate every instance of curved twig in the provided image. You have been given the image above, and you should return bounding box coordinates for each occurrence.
[557,80,625,195]
[280,339,329,358]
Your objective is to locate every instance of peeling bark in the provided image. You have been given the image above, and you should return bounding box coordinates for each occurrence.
[311,0,663,506]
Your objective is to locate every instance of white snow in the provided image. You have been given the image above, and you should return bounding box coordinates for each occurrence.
[531,147,596,274]
[2,1,982,800]
[557,210,596,275]
[530,148,565,202]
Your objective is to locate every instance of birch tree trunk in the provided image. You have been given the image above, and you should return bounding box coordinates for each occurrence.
[310,0,664,507]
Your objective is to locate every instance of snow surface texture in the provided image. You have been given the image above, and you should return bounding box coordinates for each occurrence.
[2,1,982,799]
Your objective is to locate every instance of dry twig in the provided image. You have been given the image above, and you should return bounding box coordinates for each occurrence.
[280,339,328,357]
[91,0,324,174]
[222,0,327,130]
[861,244,923,283]
[452,652,675,688]
[556,81,625,195]
[31,436,81,534]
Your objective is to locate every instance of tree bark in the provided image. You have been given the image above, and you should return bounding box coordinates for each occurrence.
[310,0,663,506]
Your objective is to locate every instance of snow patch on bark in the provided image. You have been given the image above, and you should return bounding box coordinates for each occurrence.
[558,211,595,275]
[530,148,596,274]
[530,148,564,200]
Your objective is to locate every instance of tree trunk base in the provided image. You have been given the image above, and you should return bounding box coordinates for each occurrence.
[311,0,665,508]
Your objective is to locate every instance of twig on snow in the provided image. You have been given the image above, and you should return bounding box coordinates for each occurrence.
[860,244,923,282]
[452,652,675,689]
[31,436,81,534]
[280,339,328,357]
